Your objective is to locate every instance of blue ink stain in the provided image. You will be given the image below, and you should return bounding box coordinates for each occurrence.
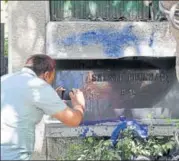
[61,25,143,58]
[110,122,127,146]
[80,127,97,138]
[80,127,90,138]
[80,118,121,126]
[79,116,148,146]
[110,118,148,146]
[80,116,128,126]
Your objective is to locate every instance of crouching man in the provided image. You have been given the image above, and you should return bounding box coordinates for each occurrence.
[1,54,85,160]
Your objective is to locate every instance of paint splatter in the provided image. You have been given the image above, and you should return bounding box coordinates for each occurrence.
[80,127,90,137]
[80,127,97,137]
[80,116,126,126]
[61,25,143,57]
[110,118,148,146]
[79,117,148,139]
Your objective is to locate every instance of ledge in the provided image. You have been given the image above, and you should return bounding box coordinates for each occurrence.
[45,117,179,138]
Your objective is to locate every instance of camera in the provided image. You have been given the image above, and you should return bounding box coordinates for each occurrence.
[61,90,72,100]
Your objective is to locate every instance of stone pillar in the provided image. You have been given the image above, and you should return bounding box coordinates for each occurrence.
[161,1,179,81]
[8,1,48,73]
[8,1,49,159]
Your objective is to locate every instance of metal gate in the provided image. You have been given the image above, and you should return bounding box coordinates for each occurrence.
[1,23,8,76]
[50,0,166,21]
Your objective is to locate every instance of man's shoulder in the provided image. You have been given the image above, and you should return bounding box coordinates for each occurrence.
[27,76,51,89]
[1,73,16,82]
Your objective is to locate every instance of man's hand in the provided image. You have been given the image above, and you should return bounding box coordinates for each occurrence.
[69,89,85,111]
[55,86,66,98]
[52,88,85,127]
[56,86,66,93]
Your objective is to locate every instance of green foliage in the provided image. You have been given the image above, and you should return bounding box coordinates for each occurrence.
[61,128,177,160]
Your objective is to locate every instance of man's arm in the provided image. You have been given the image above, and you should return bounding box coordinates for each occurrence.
[52,105,84,127]
[31,81,85,127]
[52,89,85,127]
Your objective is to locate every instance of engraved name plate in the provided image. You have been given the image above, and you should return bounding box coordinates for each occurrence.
[54,59,178,121]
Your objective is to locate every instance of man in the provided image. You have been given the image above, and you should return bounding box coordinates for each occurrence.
[1,54,85,160]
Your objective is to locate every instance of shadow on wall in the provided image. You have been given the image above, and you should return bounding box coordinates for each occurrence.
[9,1,46,72]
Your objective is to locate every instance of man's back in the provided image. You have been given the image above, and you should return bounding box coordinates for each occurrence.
[1,55,85,160]
[1,68,45,160]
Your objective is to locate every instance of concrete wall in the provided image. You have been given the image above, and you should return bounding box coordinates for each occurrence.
[8,1,49,159]
[8,1,48,73]
[161,1,179,80]
[47,22,176,59]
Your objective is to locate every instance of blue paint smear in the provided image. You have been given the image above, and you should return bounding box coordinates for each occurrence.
[80,116,131,126]
[80,116,148,144]
[61,25,144,58]
[110,122,127,146]
[80,127,90,138]
[80,118,121,126]
[111,118,148,146]
[111,117,148,146]
[80,127,97,138]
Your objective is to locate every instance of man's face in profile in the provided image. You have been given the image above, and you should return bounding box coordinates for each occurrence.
[41,69,56,85]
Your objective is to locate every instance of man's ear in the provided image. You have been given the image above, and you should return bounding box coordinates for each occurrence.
[44,71,50,79]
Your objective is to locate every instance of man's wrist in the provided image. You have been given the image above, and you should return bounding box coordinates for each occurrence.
[73,104,85,115]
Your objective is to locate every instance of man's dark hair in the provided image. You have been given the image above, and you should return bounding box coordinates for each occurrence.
[24,54,56,76]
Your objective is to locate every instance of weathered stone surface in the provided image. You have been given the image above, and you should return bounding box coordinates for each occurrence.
[159,1,179,81]
[46,137,83,160]
[45,121,179,138]
[8,1,48,73]
[8,2,49,159]
[46,21,176,59]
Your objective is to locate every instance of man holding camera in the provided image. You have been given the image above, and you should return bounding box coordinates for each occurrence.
[1,54,85,160]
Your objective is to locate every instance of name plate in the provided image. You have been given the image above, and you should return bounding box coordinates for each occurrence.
[54,59,178,121]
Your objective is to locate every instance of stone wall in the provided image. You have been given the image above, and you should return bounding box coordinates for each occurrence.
[160,1,179,80]
[8,1,48,73]
[46,22,176,59]
[8,1,49,159]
